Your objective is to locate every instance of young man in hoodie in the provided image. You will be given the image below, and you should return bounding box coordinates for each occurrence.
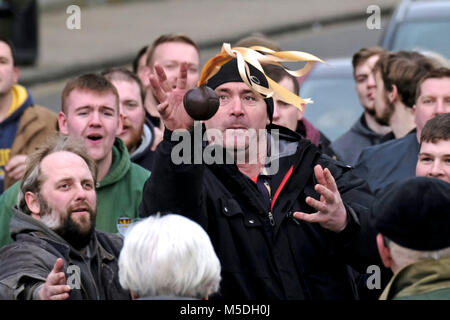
[330,47,392,166]
[353,55,438,194]
[0,37,57,194]
[0,74,150,247]
[102,67,155,171]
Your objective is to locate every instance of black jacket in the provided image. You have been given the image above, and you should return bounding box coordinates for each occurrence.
[140,124,381,300]
[0,209,130,300]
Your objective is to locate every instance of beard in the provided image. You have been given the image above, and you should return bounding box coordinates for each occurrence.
[120,120,144,153]
[38,195,97,251]
[364,106,376,117]
[375,94,395,126]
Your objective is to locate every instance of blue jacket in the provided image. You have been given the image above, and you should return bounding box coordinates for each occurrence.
[353,131,419,194]
[330,114,393,166]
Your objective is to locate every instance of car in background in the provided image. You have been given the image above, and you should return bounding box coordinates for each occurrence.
[380,0,450,61]
[299,58,361,141]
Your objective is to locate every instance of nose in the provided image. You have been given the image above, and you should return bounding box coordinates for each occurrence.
[429,160,444,178]
[230,96,245,117]
[119,105,127,121]
[367,73,376,88]
[272,103,280,121]
[89,111,102,127]
[73,183,89,201]
[434,100,446,116]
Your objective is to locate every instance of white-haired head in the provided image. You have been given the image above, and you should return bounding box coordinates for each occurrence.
[118,214,221,299]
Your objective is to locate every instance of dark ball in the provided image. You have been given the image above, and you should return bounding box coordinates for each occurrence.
[183,85,220,120]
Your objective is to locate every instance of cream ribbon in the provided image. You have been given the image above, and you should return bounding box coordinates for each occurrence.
[199,43,324,111]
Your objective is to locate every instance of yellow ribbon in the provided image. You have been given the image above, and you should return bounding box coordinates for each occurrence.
[199,43,324,111]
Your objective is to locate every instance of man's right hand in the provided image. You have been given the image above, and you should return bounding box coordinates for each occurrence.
[149,62,194,131]
[5,154,28,181]
[38,258,71,300]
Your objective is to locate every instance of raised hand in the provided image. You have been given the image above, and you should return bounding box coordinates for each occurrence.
[293,165,348,232]
[5,154,28,181]
[38,258,71,300]
[149,62,194,131]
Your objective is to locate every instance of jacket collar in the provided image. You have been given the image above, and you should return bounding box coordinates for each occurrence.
[380,255,450,300]
[11,207,115,262]
[97,138,131,189]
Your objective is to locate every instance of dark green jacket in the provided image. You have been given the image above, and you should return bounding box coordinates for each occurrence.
[0,138,150,247]
[0,208,130,300]
[380,255,450,300]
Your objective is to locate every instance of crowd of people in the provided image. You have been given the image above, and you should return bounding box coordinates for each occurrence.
[0,31,449,300]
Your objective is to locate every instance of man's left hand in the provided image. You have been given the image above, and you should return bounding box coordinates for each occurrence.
[293,165,347,232]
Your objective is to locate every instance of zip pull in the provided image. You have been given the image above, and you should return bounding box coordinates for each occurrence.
[268,211,275,226]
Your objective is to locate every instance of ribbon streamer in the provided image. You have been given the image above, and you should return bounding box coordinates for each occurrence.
[199,43,324,111]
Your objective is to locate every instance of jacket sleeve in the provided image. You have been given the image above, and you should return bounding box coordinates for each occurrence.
[351,146,372,183]
[0,182,21,248]
[139,124,208,228]
[6,106,58,190]
[0,243,51,300]
[319,157,383,273]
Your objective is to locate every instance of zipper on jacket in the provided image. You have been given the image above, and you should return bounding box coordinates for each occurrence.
[268,211,275,226]
[263,180,275,227]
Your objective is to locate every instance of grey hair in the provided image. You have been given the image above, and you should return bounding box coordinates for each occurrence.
[118,214,221,299]
[18,134,97,215]
[384,236,450,270]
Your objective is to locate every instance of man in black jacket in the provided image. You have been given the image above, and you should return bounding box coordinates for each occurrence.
[140,48,382,300]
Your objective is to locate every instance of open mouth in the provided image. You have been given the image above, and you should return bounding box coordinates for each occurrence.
[87,133,103,142]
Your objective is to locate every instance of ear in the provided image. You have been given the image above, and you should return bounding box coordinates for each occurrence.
[298,104,306,120]
[116,112,124,136]
[25,191,41,220]
[376,233,393,269]
[12,67,19,84]
[388,84,398,103]
[58,111,69,135]
[141,66,152,87]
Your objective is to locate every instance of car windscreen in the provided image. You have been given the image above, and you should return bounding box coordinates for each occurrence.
[301,77,361,141]
[390,21,450,60]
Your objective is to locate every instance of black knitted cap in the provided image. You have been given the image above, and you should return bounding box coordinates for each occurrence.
[206,58,274,123]
[371,177,450,251]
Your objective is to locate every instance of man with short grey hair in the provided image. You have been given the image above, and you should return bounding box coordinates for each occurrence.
[119,214,221,300]
[372,176,450,300]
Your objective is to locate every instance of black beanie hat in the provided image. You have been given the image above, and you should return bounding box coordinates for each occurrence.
[371,177,450,251]
[206,58,274,123]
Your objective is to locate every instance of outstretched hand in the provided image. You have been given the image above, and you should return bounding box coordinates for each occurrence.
[293,165,347,232]
[149,62,194,131]
[38,258,71,300]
